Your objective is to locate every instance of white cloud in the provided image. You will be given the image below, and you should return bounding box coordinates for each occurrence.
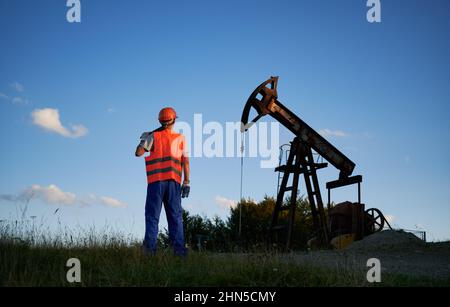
[107,107,115,113]
[28,184,77,205]
[99,196,128,208]
[70,124,89,138]
[0,184,127,209]
[10,81,24,92]
[80,194,128,208]
[12,97,28,105]
[0,92,9,100]
[0,90,28,106]
[215,195,237,209]
[3,184,77,206]
[318,129,349,138]
[31,108,88,138]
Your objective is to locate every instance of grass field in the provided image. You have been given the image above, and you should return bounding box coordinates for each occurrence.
[2,239,449,287]
[1,220,449,287]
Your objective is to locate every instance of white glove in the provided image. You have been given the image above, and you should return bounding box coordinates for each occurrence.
[139,132,154,151]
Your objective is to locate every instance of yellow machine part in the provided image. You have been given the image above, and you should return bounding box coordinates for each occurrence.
[331,233,356,250]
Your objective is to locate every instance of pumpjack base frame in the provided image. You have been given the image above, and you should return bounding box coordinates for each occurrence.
[270,137,330,250]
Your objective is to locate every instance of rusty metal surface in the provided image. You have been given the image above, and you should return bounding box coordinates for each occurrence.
[241,76,355,178]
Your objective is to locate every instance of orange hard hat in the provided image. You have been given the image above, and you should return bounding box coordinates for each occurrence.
[158,107,177,122]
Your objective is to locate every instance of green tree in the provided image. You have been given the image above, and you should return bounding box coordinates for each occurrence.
[161,196,314,252]
[227,196,314,250]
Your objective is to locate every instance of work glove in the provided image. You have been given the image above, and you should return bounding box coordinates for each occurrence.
[181,184,190,198]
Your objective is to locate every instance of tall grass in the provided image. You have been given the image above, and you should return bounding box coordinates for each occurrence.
[0,216,138,248]
[1,219,448,287]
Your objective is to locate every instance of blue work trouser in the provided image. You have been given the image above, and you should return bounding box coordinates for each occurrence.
[143,180,187,256]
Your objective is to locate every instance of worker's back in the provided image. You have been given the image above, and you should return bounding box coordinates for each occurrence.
[145,129,185,184]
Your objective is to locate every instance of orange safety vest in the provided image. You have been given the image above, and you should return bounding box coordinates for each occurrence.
[145,129,185,184]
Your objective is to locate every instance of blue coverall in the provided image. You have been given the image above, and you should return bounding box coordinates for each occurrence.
[143,180,187,256]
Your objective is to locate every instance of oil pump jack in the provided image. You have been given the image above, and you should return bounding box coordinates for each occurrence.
[241,77,391,250]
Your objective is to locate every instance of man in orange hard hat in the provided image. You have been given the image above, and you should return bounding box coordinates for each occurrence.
[135,107,190,256]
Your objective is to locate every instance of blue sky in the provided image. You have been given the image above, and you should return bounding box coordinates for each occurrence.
[1,0,449,241]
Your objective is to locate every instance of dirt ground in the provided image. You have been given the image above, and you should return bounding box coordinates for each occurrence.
[285,230,450,280]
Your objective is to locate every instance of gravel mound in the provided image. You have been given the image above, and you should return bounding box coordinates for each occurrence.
[346,230,425,252]
[284,230,450,280]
